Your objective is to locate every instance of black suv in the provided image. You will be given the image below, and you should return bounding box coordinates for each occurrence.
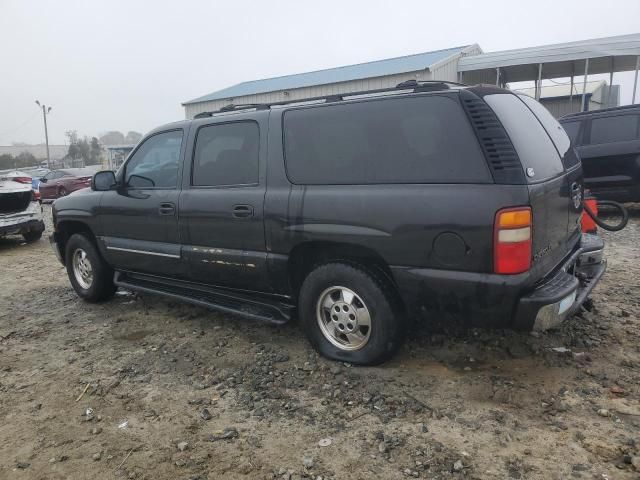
[50,82,606,365]
[560,105,640,203]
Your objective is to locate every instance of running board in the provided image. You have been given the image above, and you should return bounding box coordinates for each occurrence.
[114,272,293,325]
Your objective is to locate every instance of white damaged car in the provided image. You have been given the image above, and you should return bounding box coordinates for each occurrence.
[0,171,45,242]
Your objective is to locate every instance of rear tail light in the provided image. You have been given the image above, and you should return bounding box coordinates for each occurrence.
[494,207,532,274]
[33,190,41,201]
[13,177,32,184]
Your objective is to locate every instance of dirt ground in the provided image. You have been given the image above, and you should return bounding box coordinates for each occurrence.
[1,205,639,480]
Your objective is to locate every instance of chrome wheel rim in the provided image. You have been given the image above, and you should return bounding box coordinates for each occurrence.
[316,286,371,351]
[72,248,93,290]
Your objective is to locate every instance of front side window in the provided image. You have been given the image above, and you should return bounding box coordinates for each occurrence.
[124,130,183,188]
[589,115,639,144]
[192,122,259,186]
[283,95,490,185]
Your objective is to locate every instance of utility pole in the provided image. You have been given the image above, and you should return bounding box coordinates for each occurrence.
[35,100,52,169]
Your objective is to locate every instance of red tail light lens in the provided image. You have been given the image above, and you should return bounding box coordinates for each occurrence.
[13,177,32,184]
[494,207,532,274]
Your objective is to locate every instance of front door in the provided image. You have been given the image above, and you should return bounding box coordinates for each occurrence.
[97,129,186,277]
[39,170,64,200]
[179,114,270,291]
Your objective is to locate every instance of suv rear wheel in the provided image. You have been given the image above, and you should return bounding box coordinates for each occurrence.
[65,233,116,302]
[299,262,405,365]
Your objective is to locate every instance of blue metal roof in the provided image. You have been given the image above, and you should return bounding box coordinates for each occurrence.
[183,45,469,105]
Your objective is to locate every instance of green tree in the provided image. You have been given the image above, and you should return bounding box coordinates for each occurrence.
[88,137,103,165]
[15,151,37,168]
[0,153,15,170]
[99,131,125,145]
[124,131,142,144]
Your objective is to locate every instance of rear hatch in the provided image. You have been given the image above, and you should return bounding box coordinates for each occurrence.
[0,181,33,215]
[483,92,582,280]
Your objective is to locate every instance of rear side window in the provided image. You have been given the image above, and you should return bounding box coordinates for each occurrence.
[589,115,639,144]
[518,95,571,156]
[561,121,581,145]
[484,94,564,182]
[192,122,259,186]
[283,95,490,185]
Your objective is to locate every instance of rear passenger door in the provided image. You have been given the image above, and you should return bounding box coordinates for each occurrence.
[179,113,270,291]
[577,113,640,199]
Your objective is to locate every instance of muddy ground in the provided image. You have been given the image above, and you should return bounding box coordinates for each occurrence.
[1,205,639,480]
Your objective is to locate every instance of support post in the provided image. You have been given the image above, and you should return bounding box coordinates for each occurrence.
[569,74,574,109]
[633,55,639,104]
[496,67,500,86]
[608,57,614,107]
[41,106,51,170]
[581,58,590,112]
[536,63,542,100]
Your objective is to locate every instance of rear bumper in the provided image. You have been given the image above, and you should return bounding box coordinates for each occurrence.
[0,202,44,237]
[514,233,605,331]
[391,233,605,331]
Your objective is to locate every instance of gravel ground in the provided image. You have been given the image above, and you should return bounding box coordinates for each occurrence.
[1,205,639,480]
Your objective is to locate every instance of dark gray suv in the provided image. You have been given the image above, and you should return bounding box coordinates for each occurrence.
[50,82,606,365]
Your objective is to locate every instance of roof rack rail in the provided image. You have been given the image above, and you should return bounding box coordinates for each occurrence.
[194,103,269,118]
[192,79,469,118]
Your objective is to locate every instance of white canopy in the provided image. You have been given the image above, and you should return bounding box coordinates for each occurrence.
[459,33,640,84]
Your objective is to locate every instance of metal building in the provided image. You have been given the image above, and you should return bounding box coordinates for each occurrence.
[182,45,483,118]
[183,33,640,118]
[514,80,620,118]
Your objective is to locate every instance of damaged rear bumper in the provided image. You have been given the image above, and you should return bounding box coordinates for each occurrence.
[0,202,45,237]
[514,233,606,331]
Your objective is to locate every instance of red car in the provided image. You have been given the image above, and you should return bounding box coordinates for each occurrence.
[39,168,97,202]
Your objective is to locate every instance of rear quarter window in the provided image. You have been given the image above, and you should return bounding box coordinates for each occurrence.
[560,121,581,145]
[283,95,491,185]
[484,94,565,182]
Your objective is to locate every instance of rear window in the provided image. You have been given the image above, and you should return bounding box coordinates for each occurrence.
[589,115,639,144]
[484,94,564,182]
[283,95,491,185]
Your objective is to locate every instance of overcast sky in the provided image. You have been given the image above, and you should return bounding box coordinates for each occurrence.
[1,0,639,145]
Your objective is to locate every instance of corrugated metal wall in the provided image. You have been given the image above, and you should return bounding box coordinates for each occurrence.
[184,70,432,118]
[541,98,606,118]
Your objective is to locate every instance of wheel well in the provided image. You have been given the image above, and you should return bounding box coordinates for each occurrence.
[56,221,96,261]
[288,241,397,296]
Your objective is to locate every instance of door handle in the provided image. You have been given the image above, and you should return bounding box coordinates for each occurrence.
[159,202,175,215]
[232,204,254,218]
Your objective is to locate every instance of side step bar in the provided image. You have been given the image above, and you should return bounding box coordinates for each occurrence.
[114,272,293,325]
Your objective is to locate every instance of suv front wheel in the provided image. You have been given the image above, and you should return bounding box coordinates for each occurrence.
[65,233,116,302]
[299,263,405,365]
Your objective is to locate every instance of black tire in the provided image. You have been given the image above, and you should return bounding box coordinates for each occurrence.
[22,229,43,242]
[65,233,116,302]
[59,187,67,197]
[298,262,406,365]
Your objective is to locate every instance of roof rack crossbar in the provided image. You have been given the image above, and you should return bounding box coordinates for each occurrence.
[193,79,469,118]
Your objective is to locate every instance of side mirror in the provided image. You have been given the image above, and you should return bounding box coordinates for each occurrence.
[39,177,47,183]
[92,171,117,191]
